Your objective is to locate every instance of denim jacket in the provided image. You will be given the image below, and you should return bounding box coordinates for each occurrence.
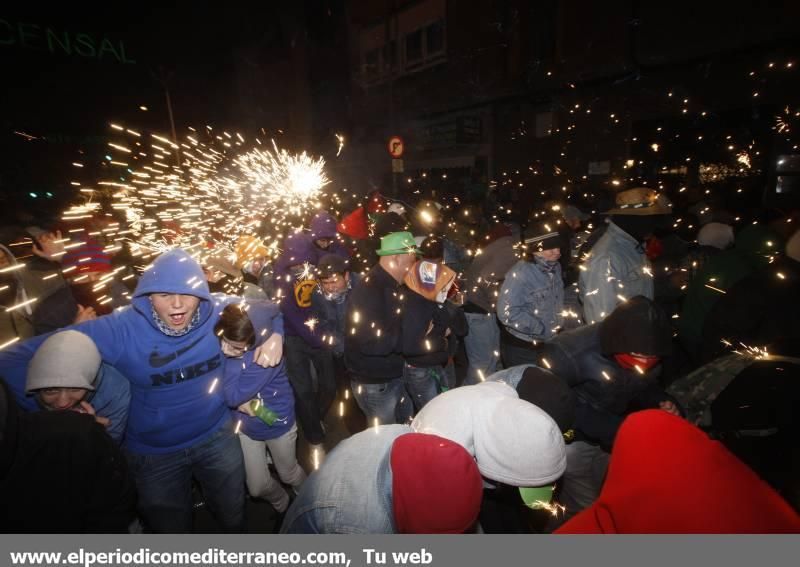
[579,221,653,324]
[281,424,410,533]
[496,258,564,342]
[484,364,537,389]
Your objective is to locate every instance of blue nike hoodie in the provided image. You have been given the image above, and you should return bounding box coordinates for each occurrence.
[221,300,294,441]
[0,248,283,454]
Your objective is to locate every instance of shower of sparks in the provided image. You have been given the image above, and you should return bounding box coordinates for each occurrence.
[208,377,219,394]
[736,151,751,169]
[96,125,331,271]
[335,133,345,157]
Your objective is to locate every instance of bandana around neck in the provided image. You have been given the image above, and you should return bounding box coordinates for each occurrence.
[151,305,201,337]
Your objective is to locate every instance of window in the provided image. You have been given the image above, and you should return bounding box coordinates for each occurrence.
[405,29,423,63]
[403,19,446,71]
[364,48,380,79]
[426,20,444,55]
[382,40,396,72]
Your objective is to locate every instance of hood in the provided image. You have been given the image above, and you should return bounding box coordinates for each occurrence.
[242,300,280,348]
[404,260,456,301]
[276,232,317,273]
[131,248,212,329]
[557,410,800,533]
[411,382,567,486]
[310,211,338,240]
[390,433,483,534]
[599,295,672,357]
[26,331,101,393]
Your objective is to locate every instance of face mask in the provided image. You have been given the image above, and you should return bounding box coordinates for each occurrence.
[324,289,347,304]
[614,353,660,373]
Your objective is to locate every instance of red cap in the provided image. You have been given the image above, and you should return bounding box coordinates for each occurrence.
[391,433,482,533]
[556,410,800,533]
[337,206,369,240]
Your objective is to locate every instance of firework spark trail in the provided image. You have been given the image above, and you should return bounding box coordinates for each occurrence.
[99,126,332,274]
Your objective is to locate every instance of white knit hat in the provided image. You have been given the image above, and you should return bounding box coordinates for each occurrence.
[697,222,735,250]
[411,382,566,486]
[26,331,101,393]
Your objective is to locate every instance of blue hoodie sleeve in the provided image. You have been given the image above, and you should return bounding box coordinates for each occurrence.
[222,353,282,408]
[95,363,131,444]
[0,311,128,411]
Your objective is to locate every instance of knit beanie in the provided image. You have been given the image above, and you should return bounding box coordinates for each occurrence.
[62,239,112,274]
[516,367,576,433]
[390,433,482,533]
[697,222,735,250]
[26,331,100,392]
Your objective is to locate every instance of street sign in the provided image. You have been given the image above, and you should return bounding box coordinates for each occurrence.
[387,136,404,158]
[392,158,404,173]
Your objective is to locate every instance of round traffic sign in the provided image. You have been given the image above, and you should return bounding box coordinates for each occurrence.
[387,136,404,158]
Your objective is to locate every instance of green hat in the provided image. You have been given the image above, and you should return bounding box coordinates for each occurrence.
[376,231,419,256]
[519,485,556,510]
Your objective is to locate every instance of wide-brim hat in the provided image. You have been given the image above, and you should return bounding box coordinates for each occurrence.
[376,231,419,256]
[605,188,672,216]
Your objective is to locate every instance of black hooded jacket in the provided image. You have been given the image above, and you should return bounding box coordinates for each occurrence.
[539,296,678,448]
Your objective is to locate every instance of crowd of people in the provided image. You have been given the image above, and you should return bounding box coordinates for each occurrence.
[1,186,799,534]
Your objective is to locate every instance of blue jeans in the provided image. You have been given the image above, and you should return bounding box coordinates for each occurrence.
[403,363,443,411]
[125,426,246,533]
[463,312,501,385]
[350,378,412,425]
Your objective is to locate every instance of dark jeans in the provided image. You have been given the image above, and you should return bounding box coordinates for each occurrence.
[284,335,336,445]
[125,426,246,533]
[501,340,542,368]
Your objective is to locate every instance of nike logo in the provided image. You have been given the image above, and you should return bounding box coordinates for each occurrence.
[149,336,206,368]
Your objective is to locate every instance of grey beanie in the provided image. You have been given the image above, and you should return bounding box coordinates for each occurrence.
[26,331,101,393]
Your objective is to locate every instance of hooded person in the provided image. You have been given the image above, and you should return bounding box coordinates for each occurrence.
[0,378,136,533]
[579,188,671,324]
[464,367,576,532]
[410,382,567,520]
[1,330,132,444]
[281,425,483,534]
[0,248,285,533]
[400,260,464,410]
[310,254,365,433]
[274,232,335,455]
[496,220,565,367]
[309,211,350,262]
[538,295,680,528]
[556,410,800,533]
[216,301,306,516]
[679,224,784,362]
